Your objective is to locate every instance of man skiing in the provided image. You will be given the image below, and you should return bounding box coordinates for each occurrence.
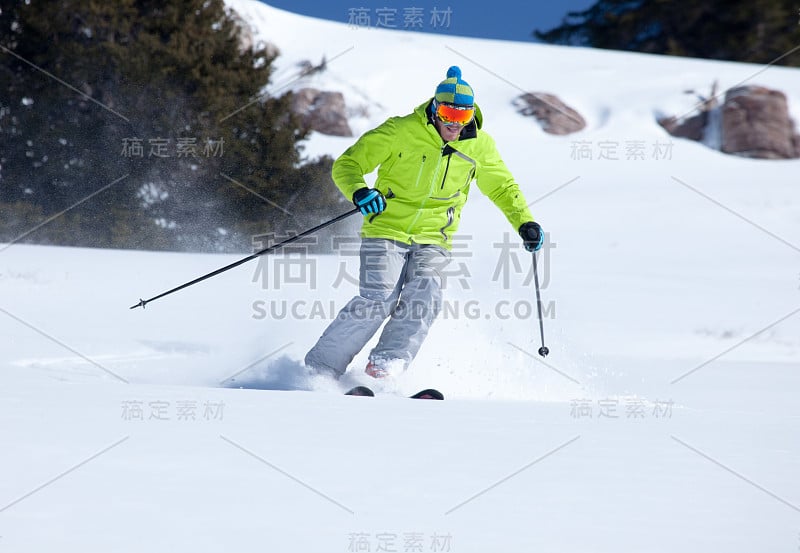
[305,66,544,379]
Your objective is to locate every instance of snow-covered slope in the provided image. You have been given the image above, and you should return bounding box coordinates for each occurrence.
[1,2,799,551]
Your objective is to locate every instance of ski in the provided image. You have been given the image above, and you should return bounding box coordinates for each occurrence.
[344,386,444,400]
[344,386,375,396]
[409,388,444,400]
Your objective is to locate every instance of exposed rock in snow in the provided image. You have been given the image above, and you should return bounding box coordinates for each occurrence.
[721,85,799,159]
[291,87,353,137]
[659,82,799,159]
[513,92,586,135]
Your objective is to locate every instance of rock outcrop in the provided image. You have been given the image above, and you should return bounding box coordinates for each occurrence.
[291,88,353,137]
[721,85,798,159]
[513,92,586,135]
[658,82,799,159]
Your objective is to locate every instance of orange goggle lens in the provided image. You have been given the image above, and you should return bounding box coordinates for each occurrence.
[436,103,475,126]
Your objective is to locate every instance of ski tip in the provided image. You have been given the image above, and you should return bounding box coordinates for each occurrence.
[345,386,375,397]
[409,389,444,400]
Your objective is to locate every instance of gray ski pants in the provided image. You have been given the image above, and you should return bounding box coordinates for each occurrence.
[305,238,451,376]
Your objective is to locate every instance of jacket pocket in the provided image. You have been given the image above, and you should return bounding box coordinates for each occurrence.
[429,190,461,201]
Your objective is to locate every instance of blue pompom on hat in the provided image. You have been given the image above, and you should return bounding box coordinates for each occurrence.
[434,66,474,107]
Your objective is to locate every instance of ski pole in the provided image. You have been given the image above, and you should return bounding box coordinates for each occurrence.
[130,207,361,310]
[531,250,549,357]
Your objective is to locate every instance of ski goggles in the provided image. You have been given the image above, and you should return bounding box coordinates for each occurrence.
[435,102,475,127]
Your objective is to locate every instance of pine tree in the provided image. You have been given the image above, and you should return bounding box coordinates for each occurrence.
[0,0,342,251]
[534,0,800,67]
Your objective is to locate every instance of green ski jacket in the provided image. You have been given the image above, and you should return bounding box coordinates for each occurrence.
[332,100,534,249]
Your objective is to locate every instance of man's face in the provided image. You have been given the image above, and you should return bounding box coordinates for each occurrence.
[434,118,464,142]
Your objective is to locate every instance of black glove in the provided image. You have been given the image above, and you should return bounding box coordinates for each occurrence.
[352,187,387,215]
[519,221,544,252]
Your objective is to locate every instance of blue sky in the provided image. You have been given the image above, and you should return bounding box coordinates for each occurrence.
[258,0,597,43]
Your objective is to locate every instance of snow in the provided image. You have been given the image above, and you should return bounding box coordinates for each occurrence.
[2,1,800,551]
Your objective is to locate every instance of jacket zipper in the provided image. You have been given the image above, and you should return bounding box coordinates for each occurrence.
[413,154,427,188]
[440,152,452,190]
[405,152,442,235]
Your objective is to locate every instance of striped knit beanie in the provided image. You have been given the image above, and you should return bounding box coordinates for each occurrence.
[434,66,474,106]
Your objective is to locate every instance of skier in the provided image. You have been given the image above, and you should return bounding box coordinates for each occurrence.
[305,66,544,379]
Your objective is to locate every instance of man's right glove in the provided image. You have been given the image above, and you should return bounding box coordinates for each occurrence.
[519,221,544,252]
[352,187,387,215]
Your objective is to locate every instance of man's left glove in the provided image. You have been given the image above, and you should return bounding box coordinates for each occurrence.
[353,187,387,215]
[519,221,544,252]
